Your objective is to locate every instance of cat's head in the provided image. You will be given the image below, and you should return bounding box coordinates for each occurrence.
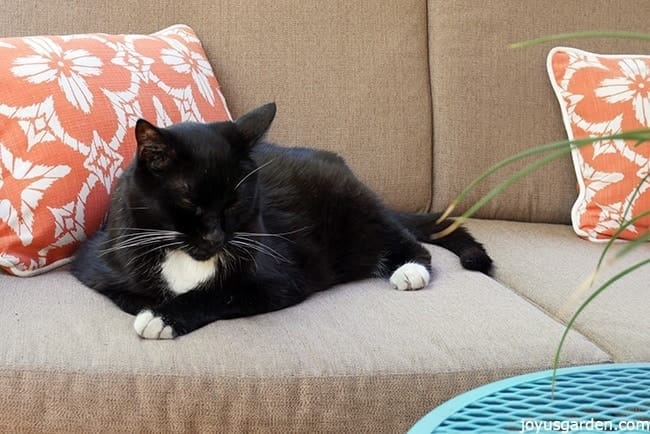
[129,103,276,261]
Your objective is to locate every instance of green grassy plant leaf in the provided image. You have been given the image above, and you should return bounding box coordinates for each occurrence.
[552,258,650,395]
[511,31,650,49]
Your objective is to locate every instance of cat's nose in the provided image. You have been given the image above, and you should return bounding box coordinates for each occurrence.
[202,230,224,247]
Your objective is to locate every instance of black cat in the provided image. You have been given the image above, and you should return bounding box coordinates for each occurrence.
[71,103,492,339]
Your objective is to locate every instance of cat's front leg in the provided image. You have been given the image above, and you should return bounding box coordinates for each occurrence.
[133,277,307,339]
[133,289,228,339]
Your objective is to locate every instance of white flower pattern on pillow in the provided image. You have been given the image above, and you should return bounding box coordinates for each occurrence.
[595,58,650,127]
[160,37,216,106]
[11,37,103,113]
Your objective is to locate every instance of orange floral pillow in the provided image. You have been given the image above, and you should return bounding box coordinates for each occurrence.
[0,25,231,276]
[548,47,650,242]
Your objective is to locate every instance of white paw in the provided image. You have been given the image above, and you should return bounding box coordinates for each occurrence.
[133,310,175,340]
[389,263,430,291]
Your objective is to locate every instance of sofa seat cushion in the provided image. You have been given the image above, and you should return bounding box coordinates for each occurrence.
[0,245,609,432]
[467,219,650,362]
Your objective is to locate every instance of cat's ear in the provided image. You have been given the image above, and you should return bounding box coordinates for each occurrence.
[135,119,175,172]
[234,102,276,147]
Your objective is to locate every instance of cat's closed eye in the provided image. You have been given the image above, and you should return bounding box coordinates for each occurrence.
[177,197,203,216]
[174,181,197,209]
[178,197,194,208]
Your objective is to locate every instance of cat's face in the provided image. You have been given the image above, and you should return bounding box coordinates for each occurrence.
[130,103,276,261]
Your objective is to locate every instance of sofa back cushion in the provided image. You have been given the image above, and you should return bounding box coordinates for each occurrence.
[428,0,650,223]
[0,0,433,213]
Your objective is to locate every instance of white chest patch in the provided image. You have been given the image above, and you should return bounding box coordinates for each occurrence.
[160,250,217,295]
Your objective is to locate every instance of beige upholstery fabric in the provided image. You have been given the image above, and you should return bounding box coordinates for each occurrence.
[0,245,609,432]
[0,370,561,433]
[428,0,650,223]
[0,0,433,212]
[1,1,646,432]
[467,219,650,361]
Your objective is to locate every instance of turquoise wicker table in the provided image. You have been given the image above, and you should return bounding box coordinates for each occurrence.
[409,363,650,433]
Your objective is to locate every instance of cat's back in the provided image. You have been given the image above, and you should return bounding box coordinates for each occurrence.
[253,142,381,222]
[253,142,358,191]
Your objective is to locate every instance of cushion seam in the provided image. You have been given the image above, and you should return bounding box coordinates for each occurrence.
[493,274,615,362]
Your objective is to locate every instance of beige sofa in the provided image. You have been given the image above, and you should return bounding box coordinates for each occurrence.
[1,1,649,432]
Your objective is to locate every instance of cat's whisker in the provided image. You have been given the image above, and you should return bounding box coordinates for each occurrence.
[228,243,258,270]
[99,234,180,256]
[100,229,181,245]
[102,234,178,247]
[231,235,278,253]
[99,235,180,254]
[129,243,189,279]
[234,159,276,190]
[229,239,291,264]
[243,241,289,263]
[222,247,237,263]
[111,233,179,243]
[99,242,174,256]
[232,235,290,262]
[219,247,234,285]
[236,227,310,237]
[233,226,311,243]
[217,253,228,270]
[107,227,182,234]
[125,241,184,267]
[229,241,267,263]
[108,227,179,231]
